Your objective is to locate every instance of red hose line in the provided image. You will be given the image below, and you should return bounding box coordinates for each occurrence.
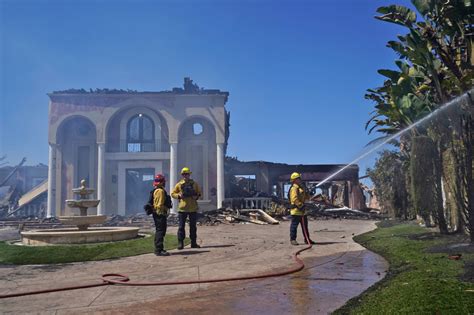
[0,282,109,299]
[301,215,312,245]
[101,245,311,286]
[0,240,313,299]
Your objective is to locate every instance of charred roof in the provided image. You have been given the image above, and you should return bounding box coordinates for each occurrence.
[49,77,229,97]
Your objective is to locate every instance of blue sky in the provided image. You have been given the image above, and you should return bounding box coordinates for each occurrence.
[0,0,413,175]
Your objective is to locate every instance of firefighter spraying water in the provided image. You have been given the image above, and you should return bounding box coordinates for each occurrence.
[288,172,316,245]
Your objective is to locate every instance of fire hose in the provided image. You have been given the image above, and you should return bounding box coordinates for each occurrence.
[0,216,313,299]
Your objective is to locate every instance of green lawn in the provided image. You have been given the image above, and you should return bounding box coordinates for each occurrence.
[334,222,474,314]
[0,234,182,265]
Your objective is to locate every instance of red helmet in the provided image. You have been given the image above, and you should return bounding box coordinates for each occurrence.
[153,174,166,185]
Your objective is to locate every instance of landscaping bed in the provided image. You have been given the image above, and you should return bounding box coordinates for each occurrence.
[335,222,474,314]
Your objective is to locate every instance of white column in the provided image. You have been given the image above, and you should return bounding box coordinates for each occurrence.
[170,142,178,214]
[47,143,57,218]
[97,142,105,215]
[217,142,225,209]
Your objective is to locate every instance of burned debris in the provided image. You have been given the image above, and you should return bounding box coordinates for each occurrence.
[222,158,377,220]
[0,159,48,219]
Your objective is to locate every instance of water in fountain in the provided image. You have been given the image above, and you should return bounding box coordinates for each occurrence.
[316,90,473,188]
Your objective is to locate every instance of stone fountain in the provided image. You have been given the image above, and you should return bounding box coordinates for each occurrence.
[21,180,139,245]
[62,179,106,230]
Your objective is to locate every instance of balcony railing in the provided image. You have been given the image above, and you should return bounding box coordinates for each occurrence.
[224,197,272,210]
[107,140,170,153]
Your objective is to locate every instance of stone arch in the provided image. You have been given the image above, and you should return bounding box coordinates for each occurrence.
[56,116,97,215]
[50,114,99,144]
[177,115,218,140]
[178,116,217,201]
[105,106,170,152]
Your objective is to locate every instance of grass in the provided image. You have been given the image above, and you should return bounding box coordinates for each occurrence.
[0,234,184,265]
[334,222,474,315]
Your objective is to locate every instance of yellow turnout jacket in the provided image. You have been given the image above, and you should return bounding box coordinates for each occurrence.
[289,183,309,216]
[171,179,202,212]
[153,185,170,216]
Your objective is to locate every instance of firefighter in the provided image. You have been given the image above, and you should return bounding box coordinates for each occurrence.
[289,172,316,245]
[171,167,202,250]
[151,174,172,256]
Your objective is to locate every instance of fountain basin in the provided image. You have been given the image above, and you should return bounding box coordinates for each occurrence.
[66,199,100,209]
[71,187,95,195]
[58,215,107,228]
[20,227,140,245]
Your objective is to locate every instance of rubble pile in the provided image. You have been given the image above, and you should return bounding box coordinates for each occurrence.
[0,203,382,231]
[103,214,155,228]
[0,216,62,229]
[267,201,289,217]
[219,193,383,222]
[97,210,281,227]
[305,203,382,220]
[195,208,279,226]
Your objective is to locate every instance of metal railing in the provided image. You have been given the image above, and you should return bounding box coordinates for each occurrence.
[224,197,272,210]
[107,140,170,153]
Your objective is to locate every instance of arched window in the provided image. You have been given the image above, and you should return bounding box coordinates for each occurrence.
[127,114,155,152]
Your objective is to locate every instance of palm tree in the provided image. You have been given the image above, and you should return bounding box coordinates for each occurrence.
[366,0,473,236]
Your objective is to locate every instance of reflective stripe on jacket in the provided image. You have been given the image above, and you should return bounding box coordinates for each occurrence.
[171,179,202,212]
[153,185,169,216]
[289,183,309,216]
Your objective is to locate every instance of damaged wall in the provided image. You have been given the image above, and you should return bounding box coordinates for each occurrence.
[225,159,366,209]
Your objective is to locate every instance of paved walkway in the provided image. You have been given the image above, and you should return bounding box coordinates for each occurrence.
[0,219,388,314]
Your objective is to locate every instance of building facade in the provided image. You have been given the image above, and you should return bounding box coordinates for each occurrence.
[47,79,228,217]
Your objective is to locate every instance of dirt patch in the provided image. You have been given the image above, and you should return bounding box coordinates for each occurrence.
[428,242,474,253]
[408,232,443,241]
[426,232,473,254]
[376,220,405,228]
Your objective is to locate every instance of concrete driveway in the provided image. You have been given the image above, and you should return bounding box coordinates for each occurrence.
[0,219,388,314]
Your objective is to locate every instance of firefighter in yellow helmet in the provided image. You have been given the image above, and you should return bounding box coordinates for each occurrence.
[289,172,316,245]
[171,167,202,250]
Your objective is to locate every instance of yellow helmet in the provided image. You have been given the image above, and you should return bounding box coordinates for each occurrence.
[290,172,301,181]
[181,167,192,174]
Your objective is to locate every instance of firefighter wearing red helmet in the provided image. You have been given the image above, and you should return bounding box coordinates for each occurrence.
[151,174,172,256]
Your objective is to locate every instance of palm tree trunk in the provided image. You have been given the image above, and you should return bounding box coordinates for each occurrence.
[411,136,438,227]
[442,147,461,232]
[434,143,449,234]
[464,113,474,242]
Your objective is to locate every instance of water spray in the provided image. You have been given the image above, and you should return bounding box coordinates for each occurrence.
[316,90,473,188]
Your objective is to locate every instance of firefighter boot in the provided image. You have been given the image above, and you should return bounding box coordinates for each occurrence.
[155,250,170,256]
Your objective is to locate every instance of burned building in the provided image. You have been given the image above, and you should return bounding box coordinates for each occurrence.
[225,159,366,210]
[0,162,48,193]
[0,161,48,217]
[47,78,228,217]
